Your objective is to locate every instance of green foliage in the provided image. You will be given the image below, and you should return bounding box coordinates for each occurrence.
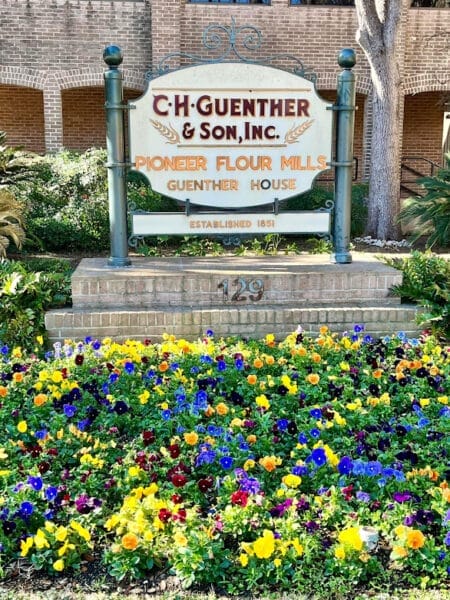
[0,189,26,256]
[127,170,178,213]
[381,251,450,338]
[398,154,450,248]
[286,183,369,237]
[17,148,110,252]
[175,236,224,257]
[0,131,36,187]
[304,237,333,254]
[0,258,72,348]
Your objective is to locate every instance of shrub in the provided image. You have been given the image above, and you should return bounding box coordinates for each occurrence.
[0,258,72,348]
[286,183,368,237]
[381,251,450,339]
[0,189,26,256]
[398,154,450,248]
[17,149,110,253]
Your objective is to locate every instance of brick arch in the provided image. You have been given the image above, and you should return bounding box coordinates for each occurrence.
[404,74,450,96]
[316,72,372,96]
[0,66,48,90]
[56,68,146,92]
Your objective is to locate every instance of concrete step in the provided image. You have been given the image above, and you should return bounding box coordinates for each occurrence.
[45,304,420,344]
[71,254,402,309]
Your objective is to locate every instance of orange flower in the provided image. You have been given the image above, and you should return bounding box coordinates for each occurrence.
[159,361,169,372]
[216,402,229,416]
[13,372,23,383]
[311,353,321,363]
[297,347,307,357]
[247,374,257,385]
[319,325,329,335]
[306,373,320,385]
[253,358,264,369]
[34,394,48,407]
[121,532,139,550]
[184,431,199,445]
[259,455,279,472]
[406,529,425,550]
[373,369,383,379]
[204,405,215,417]
[246,434,257,444]
[265,355,275,365]
[0,386,7,397]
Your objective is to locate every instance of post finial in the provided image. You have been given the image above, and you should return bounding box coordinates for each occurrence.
[338,48,356,70]
[103,45,123,69]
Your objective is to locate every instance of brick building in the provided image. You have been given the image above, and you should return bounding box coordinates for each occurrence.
[0,0,449,184]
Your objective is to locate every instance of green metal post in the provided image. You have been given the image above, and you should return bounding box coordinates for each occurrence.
[332,49,356,264]
[103,45,131,267]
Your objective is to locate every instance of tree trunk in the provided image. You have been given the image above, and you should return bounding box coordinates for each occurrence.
[355,0,408,239]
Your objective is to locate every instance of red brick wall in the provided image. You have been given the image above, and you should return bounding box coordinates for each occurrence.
[402,92,446,168]
[62,87,142,151]
[0,86,45,153]
[0,0,151,73]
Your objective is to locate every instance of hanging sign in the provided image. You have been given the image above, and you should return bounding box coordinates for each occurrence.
[129,62,332,209]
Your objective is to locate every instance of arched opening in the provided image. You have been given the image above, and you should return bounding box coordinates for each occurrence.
[62,86,142,151]
[0,85,45,153]
[402,91,448,176]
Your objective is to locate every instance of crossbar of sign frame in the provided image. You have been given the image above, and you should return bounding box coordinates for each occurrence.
[132,211,331,236]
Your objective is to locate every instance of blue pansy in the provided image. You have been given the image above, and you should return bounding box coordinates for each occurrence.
[220,456,234,470]
[63,404,77,418]
[309,408,322,419]
[365,461,383,477]
[235,358,244,370]
[124,362,135,374]
[45,486,58,501]
[338,456,353,475]
[217,360,227,372]
[309,428,321,439]
[309,448,327,467]
[161,409,172,421]
[298,433,308,445]
[18,502,34,518]
[352,460,366,476]
[277,419,289,432]
[27,476,43,491]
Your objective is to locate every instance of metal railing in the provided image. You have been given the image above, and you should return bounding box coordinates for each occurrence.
[411,1,449,7]
[400,156,441,196]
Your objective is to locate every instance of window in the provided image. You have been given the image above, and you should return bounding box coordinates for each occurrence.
[188,0,270,3]
[411,0,449,6]
[290,0,354,5]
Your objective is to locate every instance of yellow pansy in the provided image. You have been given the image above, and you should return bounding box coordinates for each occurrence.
[17,421,27,433]
[253,530,275,559]
[338,527,363,551]
[239,553,249,567]
[53,559,65,571]
[55,526,68,542]
[20,536,34,557]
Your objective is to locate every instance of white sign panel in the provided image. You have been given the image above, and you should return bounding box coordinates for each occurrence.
[129,63,332,209]
[132,211,330,236]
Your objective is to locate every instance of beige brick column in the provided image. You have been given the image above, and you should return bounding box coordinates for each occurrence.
[43,77,63,152]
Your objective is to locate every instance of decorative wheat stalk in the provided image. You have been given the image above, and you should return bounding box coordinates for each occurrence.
[150,120,180,144]
[284,119,315,144]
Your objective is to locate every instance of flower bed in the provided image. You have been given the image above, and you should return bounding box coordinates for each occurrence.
[0,327,449,596]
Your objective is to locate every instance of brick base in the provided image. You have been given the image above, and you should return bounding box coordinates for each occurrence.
[45,254,420,343]
[45,305,420,344]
